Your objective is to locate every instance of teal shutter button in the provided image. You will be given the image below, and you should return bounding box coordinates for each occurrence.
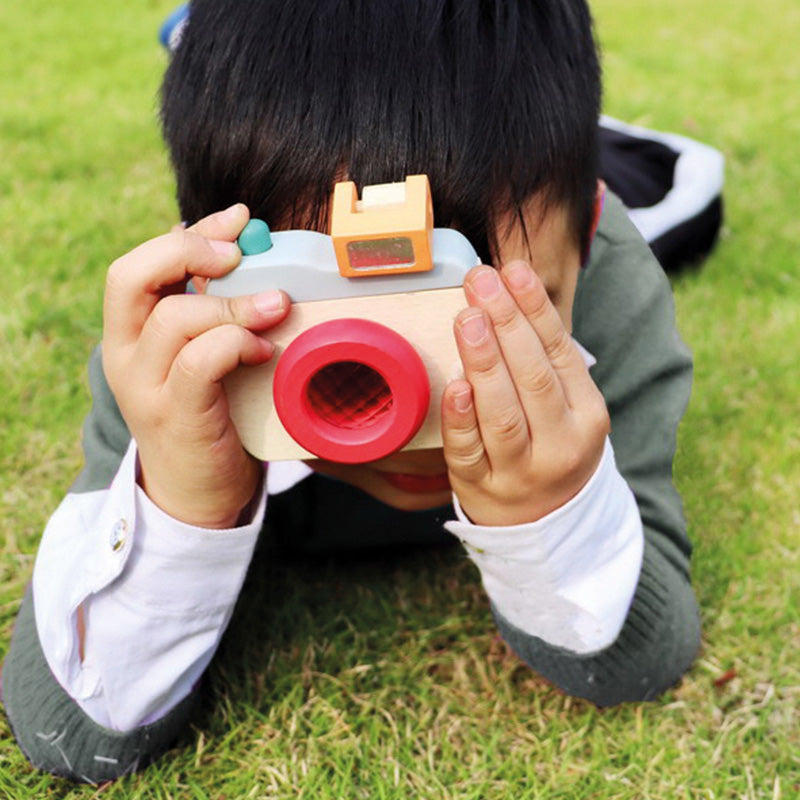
[238,219,273,255]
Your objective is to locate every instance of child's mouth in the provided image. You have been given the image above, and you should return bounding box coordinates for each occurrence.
[378,471,451,494]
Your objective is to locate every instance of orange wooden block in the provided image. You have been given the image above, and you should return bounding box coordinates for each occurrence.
[331,174,434,277]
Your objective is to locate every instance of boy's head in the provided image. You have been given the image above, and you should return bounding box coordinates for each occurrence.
[161,0,601,263]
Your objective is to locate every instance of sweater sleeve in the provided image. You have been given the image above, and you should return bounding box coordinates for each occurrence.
[491,193,700,705]
[1,347,207,782]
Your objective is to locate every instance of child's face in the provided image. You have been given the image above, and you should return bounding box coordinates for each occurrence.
[303,199,583,512]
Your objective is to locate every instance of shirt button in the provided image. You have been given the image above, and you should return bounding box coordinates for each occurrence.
[110,518,129,552]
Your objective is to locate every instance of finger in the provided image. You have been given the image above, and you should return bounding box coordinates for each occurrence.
[453,307,531,467]
[500,260,595,406]
[189,276,208,293]
[167,324,275,414]
[186,203,250,241]
[104,228,242,351]
[463,265,568,423]
[441,379,491,482]
[136,289,289,384]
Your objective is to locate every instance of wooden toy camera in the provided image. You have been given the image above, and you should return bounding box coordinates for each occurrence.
[206,175,480,464]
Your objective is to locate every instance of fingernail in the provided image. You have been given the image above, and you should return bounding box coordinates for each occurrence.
[253,290,284,313]
[503,260,533,290]
[459,312,488,345]
[471,268,501,300]
[453,388,472,413]
[209,239,239,258]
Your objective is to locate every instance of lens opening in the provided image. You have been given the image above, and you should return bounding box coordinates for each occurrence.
[306,361,393,430]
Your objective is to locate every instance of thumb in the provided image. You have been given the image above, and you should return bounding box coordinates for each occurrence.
[187,203,251,242]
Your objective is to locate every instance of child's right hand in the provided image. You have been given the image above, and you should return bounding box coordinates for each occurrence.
[102,204,290,528]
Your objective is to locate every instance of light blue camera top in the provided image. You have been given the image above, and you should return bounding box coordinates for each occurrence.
[206,224,481,303]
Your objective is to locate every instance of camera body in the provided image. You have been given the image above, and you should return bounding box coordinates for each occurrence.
[206,175,480,464]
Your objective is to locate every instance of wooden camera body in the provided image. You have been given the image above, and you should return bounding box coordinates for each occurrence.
[206,176,480,464]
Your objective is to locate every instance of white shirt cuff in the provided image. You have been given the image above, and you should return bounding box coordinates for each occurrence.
[445,437,643,654]
[101,475,265,614]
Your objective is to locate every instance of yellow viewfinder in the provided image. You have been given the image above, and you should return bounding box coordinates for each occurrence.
[330,174,434,278]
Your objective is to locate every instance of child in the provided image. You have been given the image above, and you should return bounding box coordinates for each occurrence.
[3,0,700,782]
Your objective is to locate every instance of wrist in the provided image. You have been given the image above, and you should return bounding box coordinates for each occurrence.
[452,448,606,527]
[137,456,264,529]
[451,438,608,529]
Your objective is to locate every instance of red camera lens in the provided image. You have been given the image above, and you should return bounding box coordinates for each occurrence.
[273,319,430,463]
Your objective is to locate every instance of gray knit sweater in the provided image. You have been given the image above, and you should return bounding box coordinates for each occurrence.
[2,193,700,782]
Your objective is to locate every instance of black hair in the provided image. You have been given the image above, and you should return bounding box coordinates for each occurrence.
[161,0,601,261]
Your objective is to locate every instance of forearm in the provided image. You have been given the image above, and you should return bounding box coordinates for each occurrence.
[3,440,267,781]
[73,464,266,730]
[33,441,265,729]
[447,436,699,704]
[447,437,644,653]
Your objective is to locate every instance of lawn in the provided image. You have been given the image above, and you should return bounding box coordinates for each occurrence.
[1,0,798,797]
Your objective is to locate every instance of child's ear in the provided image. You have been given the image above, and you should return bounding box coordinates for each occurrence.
[582,179,606,266]
[590,179,606,243]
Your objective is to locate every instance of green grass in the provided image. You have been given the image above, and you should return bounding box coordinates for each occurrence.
[1,0,798,797]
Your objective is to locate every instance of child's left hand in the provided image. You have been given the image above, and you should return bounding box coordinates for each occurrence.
[441,261,610,527]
